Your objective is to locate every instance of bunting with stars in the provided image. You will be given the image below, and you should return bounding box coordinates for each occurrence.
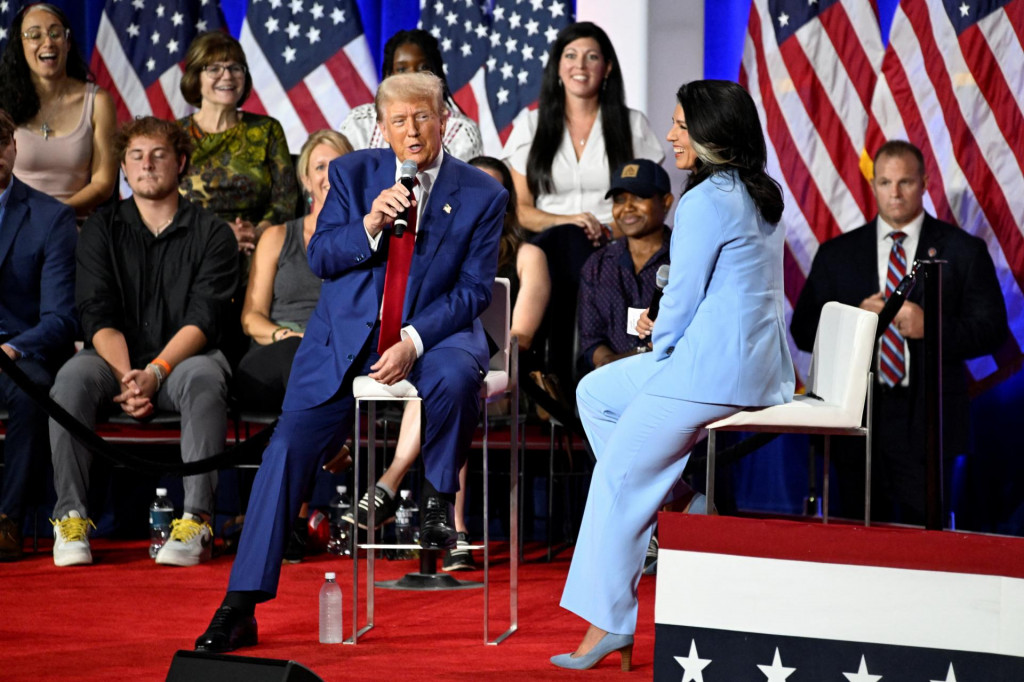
[419,0,573,155]
[90,0,226,123]
[654,515,1024,680]
[239,0,377,152]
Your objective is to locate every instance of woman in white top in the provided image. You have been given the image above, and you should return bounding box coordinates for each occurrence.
[501,21,663,244]
[339,29,482,161]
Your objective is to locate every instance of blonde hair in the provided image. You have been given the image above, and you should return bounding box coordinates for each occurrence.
[296,130,353,189]
[374,71,446,121]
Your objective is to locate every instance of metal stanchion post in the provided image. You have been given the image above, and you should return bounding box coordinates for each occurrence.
[920,260,945,530]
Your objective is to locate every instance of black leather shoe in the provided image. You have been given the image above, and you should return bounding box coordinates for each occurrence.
[0,516,23,562]
[194,606,258,653]
[419,496,457,550]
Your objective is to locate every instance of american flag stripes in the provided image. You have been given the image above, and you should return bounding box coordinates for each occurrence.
[239,0,377,152]
[745,0,1024,388]
[740,0,887,372]
[90,0,226,123]
[871,0,1024,389]
[419,0,573,155]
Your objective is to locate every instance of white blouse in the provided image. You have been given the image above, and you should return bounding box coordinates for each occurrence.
[501,107,664,225]
[339,103,484,162]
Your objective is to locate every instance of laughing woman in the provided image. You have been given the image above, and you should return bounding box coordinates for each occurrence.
[0,3,117,221]
[551,80,795,671]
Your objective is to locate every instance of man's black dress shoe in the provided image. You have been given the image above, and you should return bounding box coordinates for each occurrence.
[194,606,258,652]
[419,495,457,550]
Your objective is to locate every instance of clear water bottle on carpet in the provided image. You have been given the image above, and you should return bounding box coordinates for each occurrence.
[327,485,351,556]
[394,490,419,560]
[148,487,173,558]
[319,571,343,644]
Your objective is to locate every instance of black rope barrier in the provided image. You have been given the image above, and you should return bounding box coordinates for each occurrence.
[0,350,275,476]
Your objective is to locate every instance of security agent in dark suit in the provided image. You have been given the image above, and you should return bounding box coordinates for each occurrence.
[0,108,78,561]
[195,71,506,653]
[791,140,1008,524]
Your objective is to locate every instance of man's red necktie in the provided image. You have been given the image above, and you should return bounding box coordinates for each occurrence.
[377,185,417,353]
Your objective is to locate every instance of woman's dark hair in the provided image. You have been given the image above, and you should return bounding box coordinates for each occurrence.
[469,155,524,271]
[527,21,633,198]
[179,32,253,107]
[675,80,784,224]
[0,3,94,125]
[381,29,457,109]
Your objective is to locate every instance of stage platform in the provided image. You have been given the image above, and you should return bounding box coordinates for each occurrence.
[654,513,1024,680]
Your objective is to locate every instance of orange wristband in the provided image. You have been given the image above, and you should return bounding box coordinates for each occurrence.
[151,357,172,376]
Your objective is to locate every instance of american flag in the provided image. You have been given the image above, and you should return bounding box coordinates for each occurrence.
[90,0,226,122]
[0,1,19,55]
[420,0,573,156]
[871,0,1024,390]
[239,0,377,152]
[740,0,887,376]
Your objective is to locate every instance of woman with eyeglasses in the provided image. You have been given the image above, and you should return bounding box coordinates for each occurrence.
[177,32,298,256]
[0,3,117,221]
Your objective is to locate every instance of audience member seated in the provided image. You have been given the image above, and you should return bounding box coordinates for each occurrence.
[0,4,117,222]
[0,108,78,562]
[48,117,238,568]
[340,29,483,162]
[500,21,663,393]
[344,155,550,572]
[233,130,353,563]
[578,159,671,372]
[177,31,298,255]
[234,130,353,412]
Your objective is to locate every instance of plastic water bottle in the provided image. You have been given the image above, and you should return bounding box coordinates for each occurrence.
[319,571,343,644]
[326,486,351,556]
[393,490,419,560]
[148,487,173,558]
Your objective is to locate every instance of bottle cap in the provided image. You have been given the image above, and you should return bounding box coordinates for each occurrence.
[325,571,336,580]
[400,490,411,499]
[156,487,168,496]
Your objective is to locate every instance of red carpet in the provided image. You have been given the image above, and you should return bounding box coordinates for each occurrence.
[0,540,655,680]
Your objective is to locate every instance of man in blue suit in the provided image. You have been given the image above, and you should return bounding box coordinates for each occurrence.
[195,71,506,653]
[0,108,78,561]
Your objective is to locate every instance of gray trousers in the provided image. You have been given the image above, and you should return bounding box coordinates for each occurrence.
[50,349,230,519]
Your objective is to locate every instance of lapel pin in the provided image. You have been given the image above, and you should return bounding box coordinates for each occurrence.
[443,203,452,214]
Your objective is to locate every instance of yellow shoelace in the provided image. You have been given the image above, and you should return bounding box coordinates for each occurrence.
[168,517,211,542]
[51,516,95,542]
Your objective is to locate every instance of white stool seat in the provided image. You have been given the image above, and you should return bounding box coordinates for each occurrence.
[352,377,419,400]
[706,301,878,525]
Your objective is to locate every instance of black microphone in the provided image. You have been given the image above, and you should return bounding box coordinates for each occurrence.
[638,264,670,351]
[875,260,919,341]
[647,264,670,321]
[393,160,418,238]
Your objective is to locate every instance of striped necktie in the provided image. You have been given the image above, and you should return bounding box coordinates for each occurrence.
[879,231,908,387]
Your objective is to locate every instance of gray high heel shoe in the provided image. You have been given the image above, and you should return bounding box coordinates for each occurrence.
[550,632,634,671]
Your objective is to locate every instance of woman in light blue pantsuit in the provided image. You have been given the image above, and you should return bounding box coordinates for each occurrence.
[551,80,795,671]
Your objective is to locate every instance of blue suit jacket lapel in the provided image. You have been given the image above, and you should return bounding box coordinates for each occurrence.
[405,154,460,316]
[0,179,29,271]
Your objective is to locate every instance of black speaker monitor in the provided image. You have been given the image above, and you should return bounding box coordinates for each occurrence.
[166,650,324,682]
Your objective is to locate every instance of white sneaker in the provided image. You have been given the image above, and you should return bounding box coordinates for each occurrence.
[52,511,95,567]
[155,514,212,566]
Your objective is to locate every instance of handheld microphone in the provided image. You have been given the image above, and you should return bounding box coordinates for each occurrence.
[393,159,418,237]
[638,264,670,352]
[647,264,671,322]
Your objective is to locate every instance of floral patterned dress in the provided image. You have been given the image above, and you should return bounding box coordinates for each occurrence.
[177,112,298,227]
